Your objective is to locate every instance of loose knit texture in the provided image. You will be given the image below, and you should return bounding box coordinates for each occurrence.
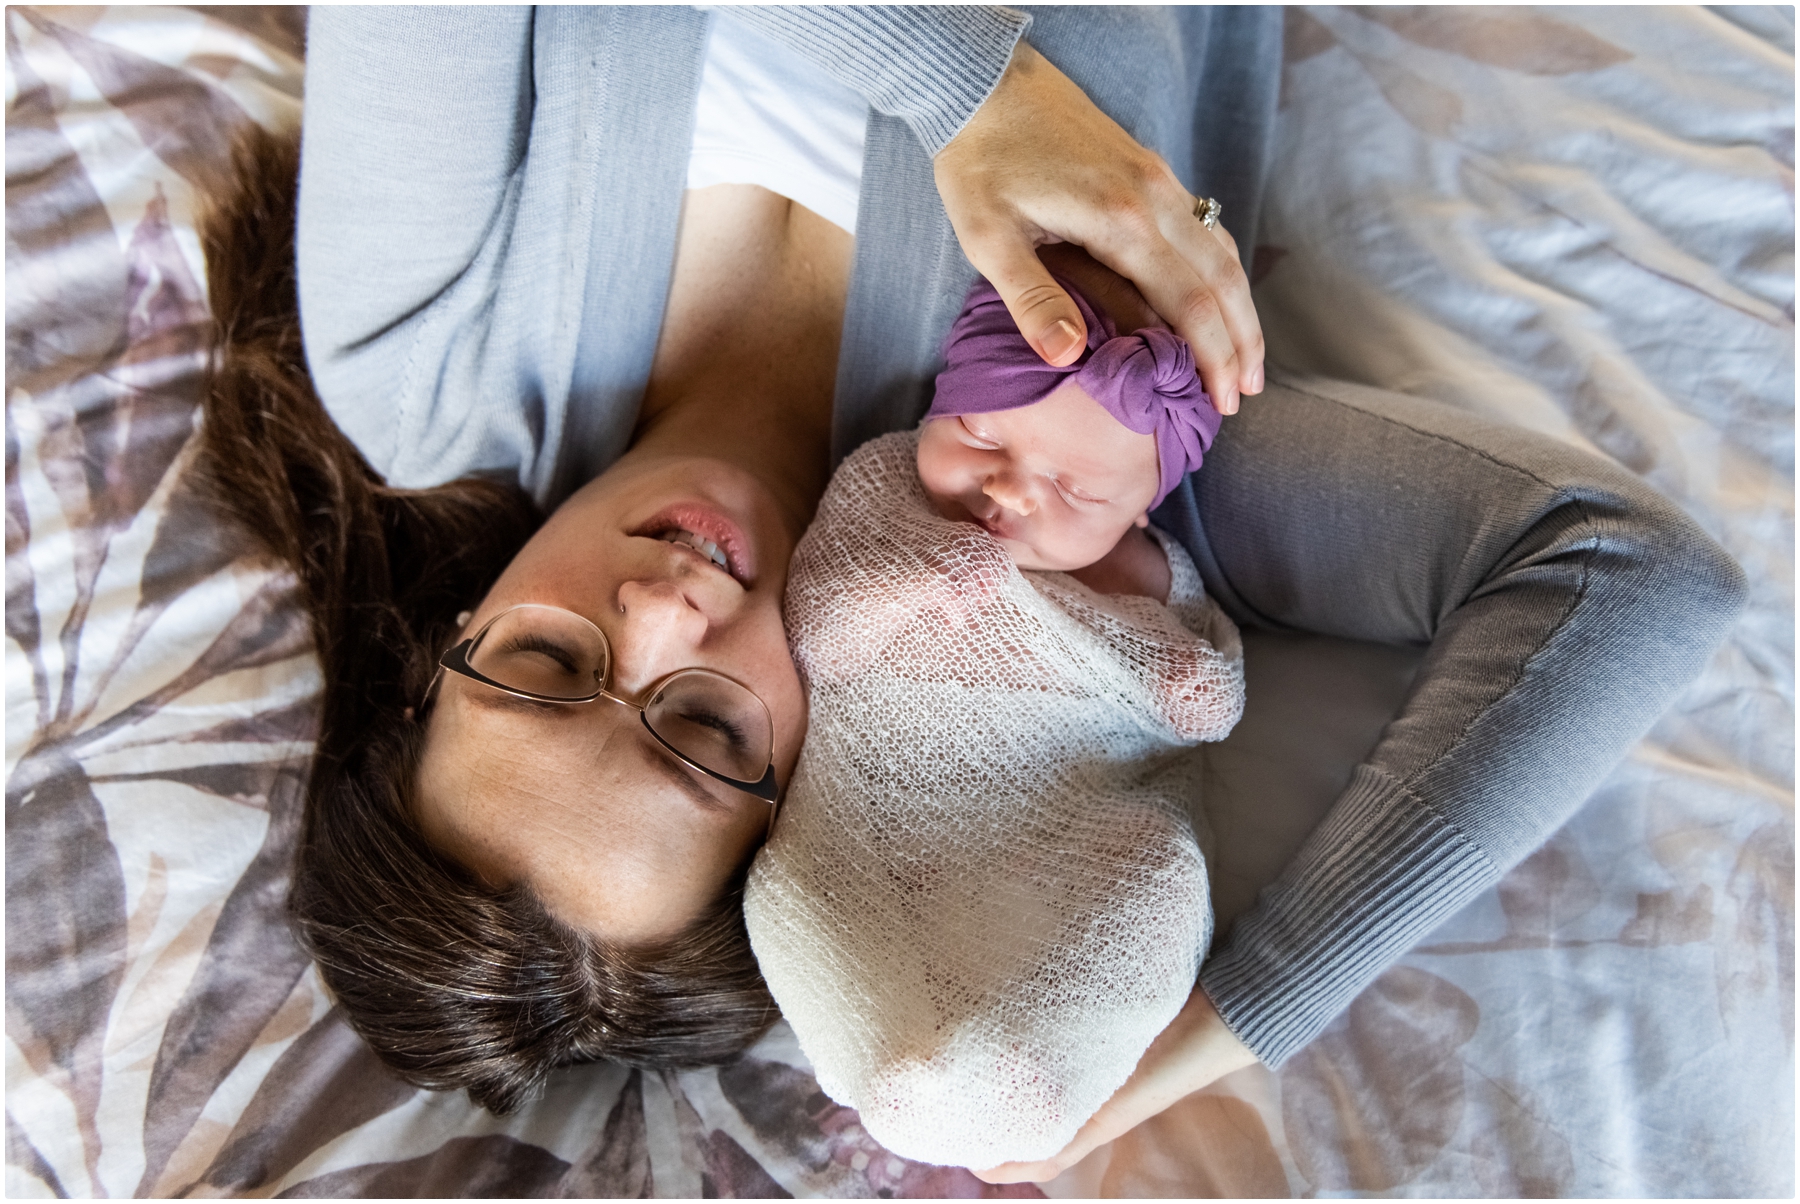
[747,431,1242,1167]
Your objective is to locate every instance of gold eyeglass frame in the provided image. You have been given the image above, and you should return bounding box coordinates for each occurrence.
[422,604,780,831]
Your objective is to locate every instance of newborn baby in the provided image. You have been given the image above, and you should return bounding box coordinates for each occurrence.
[917,268,1223,595]
[745,268,1244,1170]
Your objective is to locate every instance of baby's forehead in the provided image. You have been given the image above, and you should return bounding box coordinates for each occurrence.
[980,385,1153,481]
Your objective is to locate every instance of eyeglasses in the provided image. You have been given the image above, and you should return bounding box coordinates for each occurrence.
[425,604,780,823]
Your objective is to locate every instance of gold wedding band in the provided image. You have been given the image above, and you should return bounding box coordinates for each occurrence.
[1193,195,1222,230]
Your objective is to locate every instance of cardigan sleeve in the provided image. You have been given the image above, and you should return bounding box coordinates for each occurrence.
[296,6,536,478]
[1156,373,1747,1066]
[298,7,710,503]
[716,5,1031,155]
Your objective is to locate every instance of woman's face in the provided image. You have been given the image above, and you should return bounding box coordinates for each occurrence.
[413,449,807,947]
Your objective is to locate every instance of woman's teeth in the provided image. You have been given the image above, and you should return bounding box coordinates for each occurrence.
[660,528,729,570]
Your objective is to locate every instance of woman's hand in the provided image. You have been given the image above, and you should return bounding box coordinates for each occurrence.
[933,41,1264,415]
[973,987,1259,1184]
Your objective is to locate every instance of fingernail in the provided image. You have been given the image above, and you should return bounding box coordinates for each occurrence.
[1042,319,1082,366]
[1247,363,1265,395]
[1221,389,1239,416]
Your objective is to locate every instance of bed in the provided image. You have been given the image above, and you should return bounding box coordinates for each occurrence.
[6,6,1791,1197]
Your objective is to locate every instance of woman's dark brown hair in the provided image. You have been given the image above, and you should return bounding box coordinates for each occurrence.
[195,123,775,1112]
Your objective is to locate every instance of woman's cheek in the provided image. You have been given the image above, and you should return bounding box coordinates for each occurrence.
[758,630,809,775]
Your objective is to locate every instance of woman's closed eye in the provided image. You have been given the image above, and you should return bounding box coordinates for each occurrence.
[657,705,752,753]
[485,632,597,698]
[497,633,581,674]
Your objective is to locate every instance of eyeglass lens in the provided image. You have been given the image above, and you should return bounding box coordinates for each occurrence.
[468,605,606,699]
[466,607,773,784]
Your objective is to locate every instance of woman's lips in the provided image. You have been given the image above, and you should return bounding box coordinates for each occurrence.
[633,502,755,586]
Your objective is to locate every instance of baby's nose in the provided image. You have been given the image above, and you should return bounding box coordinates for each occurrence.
[982,472,1037,517]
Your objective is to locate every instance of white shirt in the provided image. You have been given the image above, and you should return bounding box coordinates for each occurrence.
[687,13,870,235]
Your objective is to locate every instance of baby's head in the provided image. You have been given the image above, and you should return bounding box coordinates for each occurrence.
[917,273,1221,572]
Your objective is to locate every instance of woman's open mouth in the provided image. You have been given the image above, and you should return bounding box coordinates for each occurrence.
[634,503,754,585]
[659,527,729,570]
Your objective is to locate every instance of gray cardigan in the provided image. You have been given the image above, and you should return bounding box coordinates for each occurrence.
[298,5,1745,1069]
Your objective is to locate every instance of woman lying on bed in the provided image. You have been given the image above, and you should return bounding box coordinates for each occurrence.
[200,5,1744,1179]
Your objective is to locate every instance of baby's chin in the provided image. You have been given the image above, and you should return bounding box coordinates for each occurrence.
[995,528,1129,574]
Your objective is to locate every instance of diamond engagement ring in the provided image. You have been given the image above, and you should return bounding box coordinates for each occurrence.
[1193,195,1222,230]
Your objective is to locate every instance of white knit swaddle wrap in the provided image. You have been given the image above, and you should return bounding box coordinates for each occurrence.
[745,431,1245,1169]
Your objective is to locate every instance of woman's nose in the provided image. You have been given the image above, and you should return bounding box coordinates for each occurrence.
[982,470,1037,517]
[611,580,708,696]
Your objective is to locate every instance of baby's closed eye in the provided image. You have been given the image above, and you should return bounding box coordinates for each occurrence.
[1051,476,1107,507]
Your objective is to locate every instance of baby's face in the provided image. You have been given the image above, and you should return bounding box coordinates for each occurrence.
[917,383,1159,572]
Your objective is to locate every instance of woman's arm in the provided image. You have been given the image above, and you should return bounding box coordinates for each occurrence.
[297,7,534,469]
[723,7,1264,414]
[297,8,710,503]
[1182,376,1744,1063]
[718,5,1028,157]
[985,373,1747,1182]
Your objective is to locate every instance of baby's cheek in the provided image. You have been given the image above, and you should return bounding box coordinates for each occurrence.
[914,439,961,520]
[1042,514,1138,574]
[920,482,960,524]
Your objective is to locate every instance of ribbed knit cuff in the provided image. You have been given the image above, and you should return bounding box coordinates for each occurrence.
[715,5,1030,154]
[1200,764,1497,1067]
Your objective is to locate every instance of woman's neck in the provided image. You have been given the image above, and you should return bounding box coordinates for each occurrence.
[633,184,853,545]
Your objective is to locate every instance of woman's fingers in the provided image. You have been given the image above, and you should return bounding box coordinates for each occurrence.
[1203,222,1264,396]
[1087,223,1245,415]
[1078,188,1263,413]
[1161,210,1264,400]
[1210,220,1241,259]
[933,40,1266,409]
[973,1042,1194,1184]
[975,1103,1125,1183]
[971,237,1090,367]
[974,987,1260,1185]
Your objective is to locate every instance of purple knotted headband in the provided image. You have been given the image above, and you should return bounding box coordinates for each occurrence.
[926,275,1220,508]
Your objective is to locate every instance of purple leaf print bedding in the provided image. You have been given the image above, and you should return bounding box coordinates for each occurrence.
[6,6,1791,1198]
